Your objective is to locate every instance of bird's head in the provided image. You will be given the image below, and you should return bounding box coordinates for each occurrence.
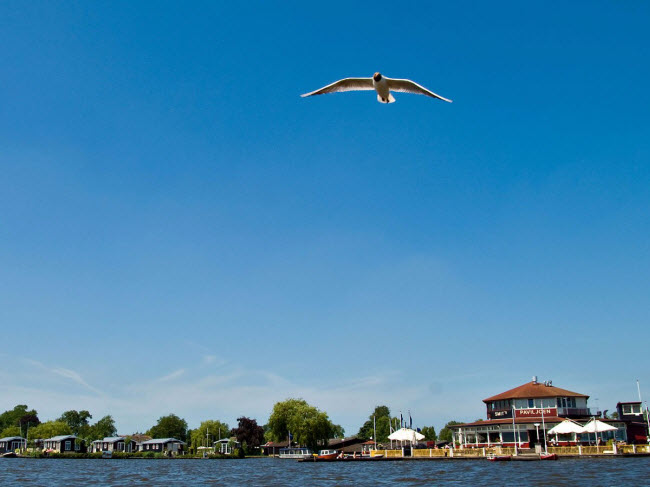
[373,72,382,82]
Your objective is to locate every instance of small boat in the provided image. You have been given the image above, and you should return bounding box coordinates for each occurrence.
[1,452,17,458]
[316,449,338,460]
[540,452,558,460]
[486,454,512,462]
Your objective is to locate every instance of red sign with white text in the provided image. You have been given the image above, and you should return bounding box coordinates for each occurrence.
[515,408,557,417]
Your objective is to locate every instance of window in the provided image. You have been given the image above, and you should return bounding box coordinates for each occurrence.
[65,441,71,451]
[528,399,534,408]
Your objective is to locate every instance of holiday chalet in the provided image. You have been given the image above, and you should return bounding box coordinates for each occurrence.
[453,377,627,449]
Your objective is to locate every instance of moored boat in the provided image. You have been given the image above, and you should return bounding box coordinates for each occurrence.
[316,449,338,460]
[278,447,313,459]
[486,454,512,462]
[540,452,558,460]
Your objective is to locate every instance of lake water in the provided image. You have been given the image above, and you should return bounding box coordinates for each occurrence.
[1,457,649,486]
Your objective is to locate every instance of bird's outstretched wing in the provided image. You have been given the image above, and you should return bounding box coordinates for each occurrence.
[301,78,374,97]
[386,78,452,102]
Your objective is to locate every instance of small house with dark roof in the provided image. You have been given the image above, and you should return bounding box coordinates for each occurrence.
[90,437,137,453]
[261,440,290,456]
[325,437,368,454]
[43,435,85,453]
[0,436,26,453]
[139,438,185,455]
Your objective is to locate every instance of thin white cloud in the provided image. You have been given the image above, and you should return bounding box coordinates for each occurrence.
[155,368,186,382]
[51,367,104,396]
[19,358,103,396]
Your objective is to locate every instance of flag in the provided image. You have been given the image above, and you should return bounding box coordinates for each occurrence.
[409,411,412,429]
[400,413,403,428]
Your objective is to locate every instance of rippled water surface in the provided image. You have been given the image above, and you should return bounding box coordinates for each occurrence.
[1,457,649,486]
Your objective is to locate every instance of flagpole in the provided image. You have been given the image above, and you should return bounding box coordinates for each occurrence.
[511,404,517,455]
[373,415,377,451]
[639,380,650,445]
[541,407,547,454]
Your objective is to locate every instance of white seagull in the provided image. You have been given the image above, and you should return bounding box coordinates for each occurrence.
[301,72,452,104]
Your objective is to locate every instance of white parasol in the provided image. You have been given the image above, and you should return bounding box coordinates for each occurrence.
[547,419,585,445]
[547,419,585,435]
[582,418,617,445]
[581,419,617,433]
[388,427,425,443]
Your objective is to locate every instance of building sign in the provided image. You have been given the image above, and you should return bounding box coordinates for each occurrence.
[492,410,512,418]
[515,408,557,417]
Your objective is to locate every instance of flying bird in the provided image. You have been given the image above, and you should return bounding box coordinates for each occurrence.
[301,72,452,104]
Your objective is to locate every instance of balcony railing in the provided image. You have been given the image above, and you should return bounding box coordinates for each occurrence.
[557,408,598,417]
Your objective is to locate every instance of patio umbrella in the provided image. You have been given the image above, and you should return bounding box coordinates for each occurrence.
[547,419,585,445]
[388,428,424,443]
[582,419,617,445]
[547,420,585,435]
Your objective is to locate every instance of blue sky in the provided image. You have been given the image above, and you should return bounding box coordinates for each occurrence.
[1,1,649,435]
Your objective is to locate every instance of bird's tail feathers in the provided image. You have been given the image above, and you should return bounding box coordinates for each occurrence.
[377,93,396,104]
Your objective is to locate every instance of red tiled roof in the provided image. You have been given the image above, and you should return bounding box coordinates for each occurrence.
[483,381,588,403]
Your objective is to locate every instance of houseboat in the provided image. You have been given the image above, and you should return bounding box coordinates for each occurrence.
[278,447,313,459]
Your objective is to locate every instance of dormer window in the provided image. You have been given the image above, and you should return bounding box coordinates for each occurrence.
[622,403,642,415]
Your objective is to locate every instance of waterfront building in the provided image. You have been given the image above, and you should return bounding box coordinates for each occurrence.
[213,437,240,454]
[616,401,649,444]
[42,435,85,453]
[453,377,627,449]
[262,440,290,456]
[89,436,137,453]
[0,436,26,453]
[139,438,185,454]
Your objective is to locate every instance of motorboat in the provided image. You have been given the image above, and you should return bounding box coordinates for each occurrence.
[316,449,338,460]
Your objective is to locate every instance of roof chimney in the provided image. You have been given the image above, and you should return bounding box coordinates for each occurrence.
[532,375,538,384]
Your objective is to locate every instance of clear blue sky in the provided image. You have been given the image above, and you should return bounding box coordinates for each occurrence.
[1,1,649,435]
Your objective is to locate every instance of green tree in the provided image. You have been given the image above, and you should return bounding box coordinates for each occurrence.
[147,414,188,442]
[267,398,338,451]
[29,421,72,440]
[0,405,40,433]
[438,421,463,443]
[86,415,117,441]
[189,420,230,452]
[232,417,265,454]
[357,405,397,442]
[420,426,437,441]
[0,426,22,438]
[58,410,92,435]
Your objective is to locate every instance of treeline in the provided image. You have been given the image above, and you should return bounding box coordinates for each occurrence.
[0,400,462,452]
